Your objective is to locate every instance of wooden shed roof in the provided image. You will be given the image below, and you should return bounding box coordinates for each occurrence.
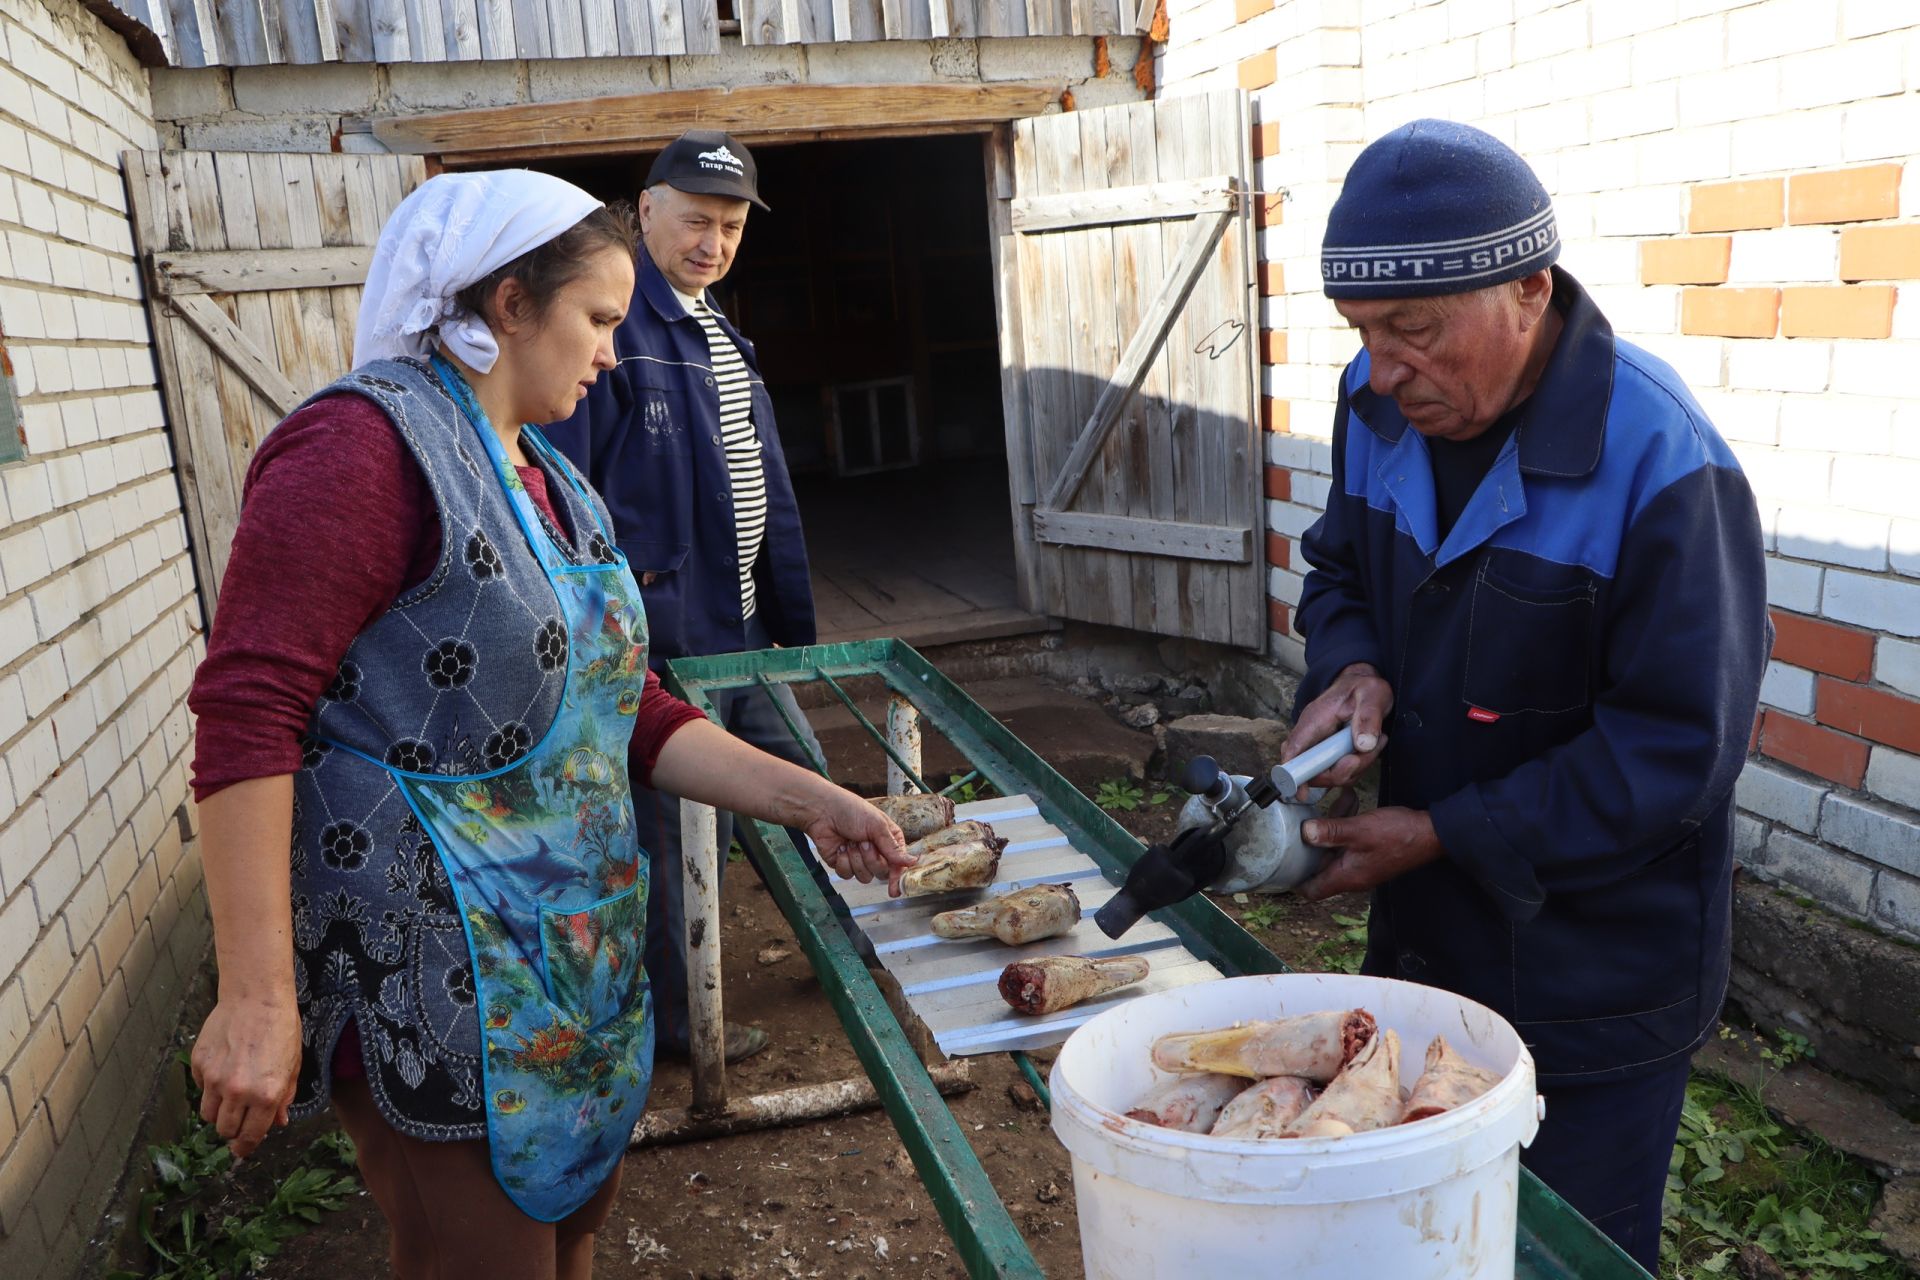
[136,0,1147,68]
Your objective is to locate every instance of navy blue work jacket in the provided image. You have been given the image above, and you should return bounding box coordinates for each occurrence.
[1294,271,1770,1085]
[547,250,815,669]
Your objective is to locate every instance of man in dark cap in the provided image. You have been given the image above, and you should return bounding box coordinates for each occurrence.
[1278,118,1770,1268]
[549,131,819,1064]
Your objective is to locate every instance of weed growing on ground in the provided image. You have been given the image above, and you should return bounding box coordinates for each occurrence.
[1240,900,1288,931]
[1095,778,1146,811]
[944,774,999,805]
[1660,1072,1895,1280]
[109,1057,359,1280]
[1312,909,1369,973]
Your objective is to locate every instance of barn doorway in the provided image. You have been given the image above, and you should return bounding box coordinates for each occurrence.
[536,134,1049,648]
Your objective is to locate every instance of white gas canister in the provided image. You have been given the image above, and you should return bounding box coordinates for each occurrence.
[1173,779,1327,893]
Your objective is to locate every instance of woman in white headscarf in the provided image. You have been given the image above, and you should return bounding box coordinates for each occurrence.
[184,171,912,1279]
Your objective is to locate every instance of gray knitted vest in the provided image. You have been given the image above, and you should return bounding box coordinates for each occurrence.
[285,357,621,1138]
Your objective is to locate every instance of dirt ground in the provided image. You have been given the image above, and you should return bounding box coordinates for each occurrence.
[108,696,1357,1280]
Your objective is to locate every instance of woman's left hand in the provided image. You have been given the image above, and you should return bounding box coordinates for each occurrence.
[802,789,914,897]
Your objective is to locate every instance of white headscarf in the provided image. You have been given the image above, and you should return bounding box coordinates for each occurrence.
[354,169,603,373]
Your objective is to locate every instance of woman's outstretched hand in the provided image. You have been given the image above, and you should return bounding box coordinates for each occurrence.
[803,788,916,897]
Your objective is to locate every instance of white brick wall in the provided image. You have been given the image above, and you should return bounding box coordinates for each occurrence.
[0,4,207,1278]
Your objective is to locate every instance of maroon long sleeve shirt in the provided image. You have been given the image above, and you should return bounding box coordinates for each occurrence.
[188,391,705,798]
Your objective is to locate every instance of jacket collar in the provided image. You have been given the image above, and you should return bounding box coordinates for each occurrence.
[637,246,694,324]
[1347,267,1616,480]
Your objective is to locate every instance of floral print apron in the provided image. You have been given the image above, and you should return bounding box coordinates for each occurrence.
[354,357,655,1221]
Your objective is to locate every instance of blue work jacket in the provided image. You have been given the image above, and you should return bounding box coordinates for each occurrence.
[547,250,815,669]
[1294,271,1770,1085]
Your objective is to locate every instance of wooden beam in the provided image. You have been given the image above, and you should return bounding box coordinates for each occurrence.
[1011,175,1236,233]
[170,294,305,418]
[1032,510,1253,562]
[373,82,1061,157]
[437,120,1001,168]
[152,245,372,295]
[1037,202,1234,513]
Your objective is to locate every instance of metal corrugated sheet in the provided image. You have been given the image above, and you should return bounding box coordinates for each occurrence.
[830,793,1223,1056]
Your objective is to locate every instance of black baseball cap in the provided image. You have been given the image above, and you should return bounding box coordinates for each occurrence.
[644,130,769,211]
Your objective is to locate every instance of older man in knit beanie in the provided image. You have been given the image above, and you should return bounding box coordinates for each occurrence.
[1278,119,1771,1269]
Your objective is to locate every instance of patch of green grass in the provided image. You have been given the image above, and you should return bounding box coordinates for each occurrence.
[1661,1073,1896,1280]
[109,1061,360,1280]
[1095,778,1146,811]
[1312,909,1369,974]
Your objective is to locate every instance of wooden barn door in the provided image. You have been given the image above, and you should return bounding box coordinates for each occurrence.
[122,150,429,614]
[995,90,1264,648]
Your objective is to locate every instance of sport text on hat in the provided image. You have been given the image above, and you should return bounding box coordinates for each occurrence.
[1321,119,1559,299]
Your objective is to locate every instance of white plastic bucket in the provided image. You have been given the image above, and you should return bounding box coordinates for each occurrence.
[1050,973,1541,1280]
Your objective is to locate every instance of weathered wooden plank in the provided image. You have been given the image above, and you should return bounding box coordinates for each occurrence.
[171,295,305,418]
[545,0,585,55]
[1101,102,1157,630]
[342,156,400,368]
[281,153,350,402]
[846,0,884,40]
[368,0,412,59]
[1183,91,1238,646]
[979,0,1023,37]
[1036,205,1231,515]
[508,0,550,55]
[444,0,485,59]
[374,82,1059,156]
[683,0,720,52]
[1025,0,1069,36]
[206,152,282,553]
[579,0,618,54]
[272,0,327,62]
[1076,107,1133,629]
[1118,97,1179,635]
[126,151,225,610]
[215,0,273,65]
[1010,176,1236,234]
[177,150,249,592]
[1154,92,1204,638]
[333,0,376,58]
[612,0,654,52]
[1216,89,1264,649]
[1032,510,1252,561]
[151,245,372,295]
[985,129,1042,619]
[306,155,359,383]
[160,0,209,67]
[1022,117,1077,621]
[473,0,515,56]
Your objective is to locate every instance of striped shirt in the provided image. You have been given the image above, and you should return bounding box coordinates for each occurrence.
[685,293,768,619]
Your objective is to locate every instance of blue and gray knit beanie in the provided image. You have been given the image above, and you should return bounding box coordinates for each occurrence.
[1321,118,1559,299]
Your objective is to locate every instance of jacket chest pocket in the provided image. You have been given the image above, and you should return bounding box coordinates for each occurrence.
[630,378,694,456]
[1460,556,1596,716]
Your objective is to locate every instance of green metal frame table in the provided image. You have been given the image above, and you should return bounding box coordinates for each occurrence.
[663,638,1650,1280]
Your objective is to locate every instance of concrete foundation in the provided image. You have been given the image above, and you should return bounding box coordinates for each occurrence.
[1727,877,1920,1114]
